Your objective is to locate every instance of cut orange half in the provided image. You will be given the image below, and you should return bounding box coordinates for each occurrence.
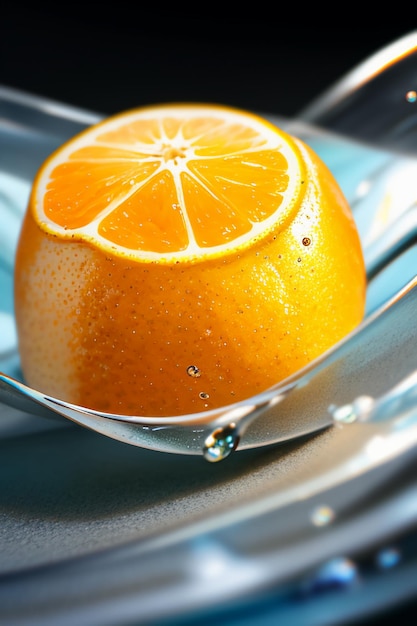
[33,103,303,262]
[15,103,366,418]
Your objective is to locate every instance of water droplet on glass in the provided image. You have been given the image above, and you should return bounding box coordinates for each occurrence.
[187,365,201,378]
[330,396,374,424]
[331,403,358,423]
[376,547,401,569]
[356,179,372,199]
[203,424,239,462]
[406,90,417,103]
[311,505,335,527]
[300,557,358,596]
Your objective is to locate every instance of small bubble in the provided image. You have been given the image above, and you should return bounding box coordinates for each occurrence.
[300,557,358,595]
[376,547,401,569]
[311,505,335,527]
[199,392,209,399]
[331,396,374,424]
[187,365,201,378]
[331,403,358,423]
[406,90,417,103]
[302,237,311,246]
[356,179,372,198]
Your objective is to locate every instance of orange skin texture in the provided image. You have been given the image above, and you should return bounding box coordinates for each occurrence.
[14,139,366,417]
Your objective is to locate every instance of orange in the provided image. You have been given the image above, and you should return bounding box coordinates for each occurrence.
[14,103,366,418]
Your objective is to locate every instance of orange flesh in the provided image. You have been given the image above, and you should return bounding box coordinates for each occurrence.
[42,150,291,252]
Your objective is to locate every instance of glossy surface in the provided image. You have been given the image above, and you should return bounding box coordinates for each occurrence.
[1,31,417,625]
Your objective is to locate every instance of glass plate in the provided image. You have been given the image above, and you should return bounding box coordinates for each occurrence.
[1,84,417,625]
[1,85,417,456]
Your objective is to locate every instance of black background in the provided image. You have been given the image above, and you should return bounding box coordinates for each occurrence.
[1,7,414,120]
[2,7,417,624]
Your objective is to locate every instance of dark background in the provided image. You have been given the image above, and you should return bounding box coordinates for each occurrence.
[1,7,414,120]
[2,8,417,625]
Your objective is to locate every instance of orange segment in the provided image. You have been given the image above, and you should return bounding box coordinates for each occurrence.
[14,103,366,418]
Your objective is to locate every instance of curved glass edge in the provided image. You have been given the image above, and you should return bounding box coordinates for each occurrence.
[297,30,417,154]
